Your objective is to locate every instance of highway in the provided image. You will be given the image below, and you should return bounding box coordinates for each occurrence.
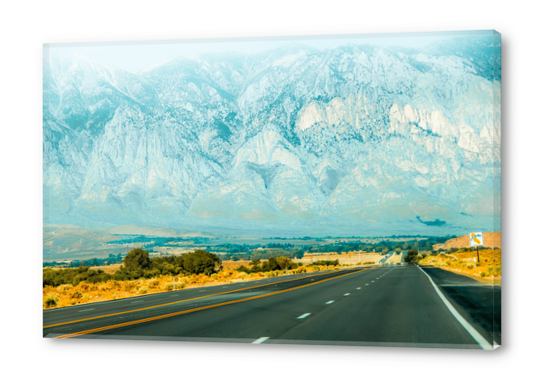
[43,265,500,349]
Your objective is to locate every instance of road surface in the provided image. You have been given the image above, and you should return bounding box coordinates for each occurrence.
[43,265,500,349]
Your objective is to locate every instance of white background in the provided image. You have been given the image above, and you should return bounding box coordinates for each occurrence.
[0,0,540,378]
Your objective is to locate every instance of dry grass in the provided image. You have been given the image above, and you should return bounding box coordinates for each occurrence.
[420,249,501,285]
[385,253,402,264]
[301,252,381,265]
[221,260,252,270]
[88,264,122,274]
[42,260,337,309]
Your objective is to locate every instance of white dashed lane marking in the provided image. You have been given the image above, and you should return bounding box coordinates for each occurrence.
[252,337,269,344]
[78,308,95,312]
[326,300,334,304]
[298,313,311,319]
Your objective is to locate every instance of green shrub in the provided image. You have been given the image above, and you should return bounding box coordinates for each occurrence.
[480,272,487,278]
[70,291,82,299]
[139,286,148,294]
[44,294,59,308]
[308,260,339,266]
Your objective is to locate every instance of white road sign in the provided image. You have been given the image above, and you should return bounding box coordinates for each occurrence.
[469,232,484,247]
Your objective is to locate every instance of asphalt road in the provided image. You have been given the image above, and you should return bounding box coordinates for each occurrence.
[44,265,500,349]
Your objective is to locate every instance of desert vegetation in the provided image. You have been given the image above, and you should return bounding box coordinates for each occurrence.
[419,248,501,283]
[43,248,339,309]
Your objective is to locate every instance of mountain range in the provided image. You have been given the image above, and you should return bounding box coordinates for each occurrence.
[43,33,501,237]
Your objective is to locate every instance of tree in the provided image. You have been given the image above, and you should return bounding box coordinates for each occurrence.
[180,250,221,276]
[123,248,151,271]
[276,256,292,270]
[404,250,419,263]
[267,257,279,271]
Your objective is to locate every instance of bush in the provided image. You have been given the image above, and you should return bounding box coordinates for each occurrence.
[363,261,375,265]
[237,265,251,274]
[180,250,222,276]
[309,260,339,266]
[70,291,82,299]
[123,248,151,271]
[480,272,487,278]
[59,284,73,294]
[404,250,420,263]
[123,281,136,292]
[139,286,148,294]
[276,256,292,270]
[44,294,59,308]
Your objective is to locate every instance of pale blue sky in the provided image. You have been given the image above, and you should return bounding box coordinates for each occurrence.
[44,30,493,73]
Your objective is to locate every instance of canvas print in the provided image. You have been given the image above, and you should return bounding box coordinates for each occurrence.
[43,30,501,349]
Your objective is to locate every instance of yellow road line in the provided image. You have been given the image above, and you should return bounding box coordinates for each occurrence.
[44,269,347,329]
[53,268,365,339]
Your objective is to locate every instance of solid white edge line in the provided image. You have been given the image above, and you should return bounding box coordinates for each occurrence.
[252,337,269,344]
[417,265,493,350]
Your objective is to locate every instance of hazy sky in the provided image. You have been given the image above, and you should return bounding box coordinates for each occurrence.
[44,30,493,73]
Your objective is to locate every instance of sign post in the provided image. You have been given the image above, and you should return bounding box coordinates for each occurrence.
[469,232,484,264]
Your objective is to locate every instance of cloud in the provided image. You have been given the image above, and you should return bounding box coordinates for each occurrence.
[416,216,446,227]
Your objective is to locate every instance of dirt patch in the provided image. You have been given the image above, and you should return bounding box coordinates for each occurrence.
[433,232,501,251]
